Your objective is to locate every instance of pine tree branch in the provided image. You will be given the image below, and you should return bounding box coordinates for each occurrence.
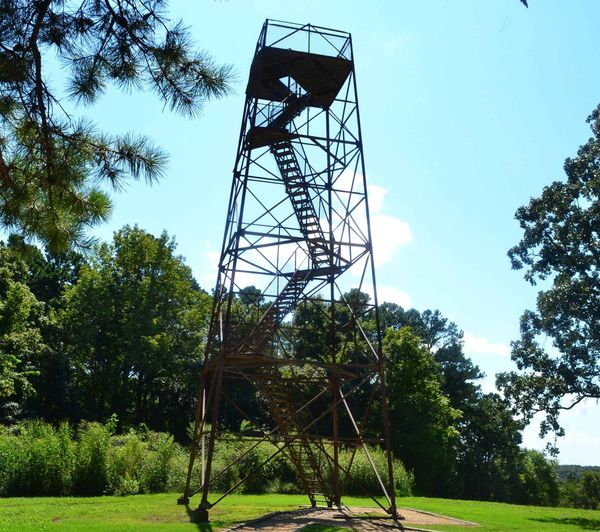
[28,0,53,185]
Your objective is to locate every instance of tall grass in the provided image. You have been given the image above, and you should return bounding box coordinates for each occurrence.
[0,420,413,498]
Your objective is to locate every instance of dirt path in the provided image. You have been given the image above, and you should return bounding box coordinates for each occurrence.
[226,506,478,531]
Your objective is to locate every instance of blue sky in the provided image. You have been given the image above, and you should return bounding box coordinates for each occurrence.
[67,1,600,464]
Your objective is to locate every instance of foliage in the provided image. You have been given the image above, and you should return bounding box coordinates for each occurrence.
[383,326,461,495]
[500,104,600,445]
[0,420,73,496]
[340,447,413,497]
[0,419,411,500]
[60,226,211,438]
[72,419,115,495]
[557,464,600,482]
[203,434,413,497]
[0,229,547,505]
[0,0,232,251]
[456,393,524,502]
[0,418,185,497]
[578,472,600,510]
[516,449,560,507]
[12,237,87,307]
[380,303,483,410]
[559,472,600,511]
[5,237,87,421]
[0,244,44,417]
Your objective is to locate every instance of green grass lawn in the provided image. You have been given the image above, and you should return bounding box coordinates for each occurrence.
[0,493,317,531]
[398,497,600,531]
[1,493,600,531]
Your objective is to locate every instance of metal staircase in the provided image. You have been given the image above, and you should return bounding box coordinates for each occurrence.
[253,364,334,507]
[234,88,333,357]
[232,84,340,504]
[271,140,330,267]
[239,269,312,355]
[269,92,312,130]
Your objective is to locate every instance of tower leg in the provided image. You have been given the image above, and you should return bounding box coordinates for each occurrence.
[191,507,209,523]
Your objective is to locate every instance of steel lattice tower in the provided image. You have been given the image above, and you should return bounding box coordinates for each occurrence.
[179,20,399,523]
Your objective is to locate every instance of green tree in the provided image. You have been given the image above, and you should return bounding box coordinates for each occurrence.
[0,0,232,251]
[3,238,88,421]
[383,326,461,495]
[61,225,211,438]
[293,297,331,363]
[499,104,600,444]
[16,243,86,307]
[380,303,483,409]
[0,244,45,419]
[380,301,531,502]
[579,472,600,510]
[456,393,524,502]
[516,449,560,507]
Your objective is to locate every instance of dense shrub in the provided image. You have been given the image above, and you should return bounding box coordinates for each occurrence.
[0,419,185,497]
[0,421,73,496]
[207,437,413,497]
[340,447,413,497]
[0,420,412,498]
[207,438,298,494]
[73,421,113,495]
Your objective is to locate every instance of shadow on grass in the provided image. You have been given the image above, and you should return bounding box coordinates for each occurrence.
[183,503,213,531]
[529,517,600,530]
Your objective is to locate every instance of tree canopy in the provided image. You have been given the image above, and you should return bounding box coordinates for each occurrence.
[384,326,461,495]
[0,223,560,503]
[60,225,211,436]
[0,245,44,416]
[498,104,600,445]
[0,0,232,251]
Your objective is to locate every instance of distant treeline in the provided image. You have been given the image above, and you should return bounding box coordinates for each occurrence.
[558,465,600,482]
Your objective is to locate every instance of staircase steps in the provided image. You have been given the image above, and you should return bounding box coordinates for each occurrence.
[229,88,337,507]
[271,139,330,267]
[239,269,312,355]
[269,93,312,130]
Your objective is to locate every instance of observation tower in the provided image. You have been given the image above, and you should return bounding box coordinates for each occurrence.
[180,19,399,523]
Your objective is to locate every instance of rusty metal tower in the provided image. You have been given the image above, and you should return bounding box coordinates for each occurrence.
[180,20,398,522]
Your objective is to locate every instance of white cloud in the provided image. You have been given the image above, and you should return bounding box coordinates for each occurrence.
[521,403,600,465]
[368,181,412,266]
[463,332,511,357]
[334,171,413,268]
[376,285,412,308]
[371,214,412,266]
[341,173,413,267]
[201,173,413,290]
[367,183,387,214]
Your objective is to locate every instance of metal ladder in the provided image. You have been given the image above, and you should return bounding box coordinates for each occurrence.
[240,269,312,355]
[271,140,330,267]
[253,364,334,507]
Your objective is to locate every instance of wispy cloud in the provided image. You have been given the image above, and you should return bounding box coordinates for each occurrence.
[366,182,413,267]
[375,285,412,308]
[463,332,511,357]
[371,214,412,266]
[368,184,387,213]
